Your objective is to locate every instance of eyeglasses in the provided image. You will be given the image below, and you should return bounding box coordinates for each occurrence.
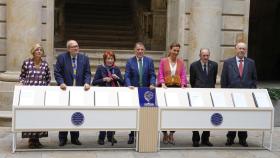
[70,45,79,48]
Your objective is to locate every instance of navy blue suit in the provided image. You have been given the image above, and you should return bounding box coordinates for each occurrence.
[124,56,156,138]
[54,52,91,141]
[221,56,257,142]
[124,56,156,87]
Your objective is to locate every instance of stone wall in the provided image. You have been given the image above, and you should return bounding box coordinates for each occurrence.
[0,0,54,76]
[181,0,250,74]
[0,0,6,73]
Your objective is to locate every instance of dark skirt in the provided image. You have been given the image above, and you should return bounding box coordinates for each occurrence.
[22,131,48,139]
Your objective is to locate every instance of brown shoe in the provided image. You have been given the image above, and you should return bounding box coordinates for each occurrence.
[163,133,169,144]
[168,133,175,145]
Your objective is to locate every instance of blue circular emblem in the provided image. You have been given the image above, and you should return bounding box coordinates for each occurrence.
[71,112,84,126]
[211,113,223,126]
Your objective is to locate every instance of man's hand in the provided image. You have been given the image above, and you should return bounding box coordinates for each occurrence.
[60,83,67,90]
[149,84,155,90]
[128,86,135,89]
[84,83,90,91]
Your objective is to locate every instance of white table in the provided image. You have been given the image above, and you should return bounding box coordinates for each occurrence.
[156,88,274,150]
[12,86,140,152]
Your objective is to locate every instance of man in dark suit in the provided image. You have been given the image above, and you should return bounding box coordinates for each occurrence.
[54,40,91,146]
[221,42,257,147]
[124,42,156,144]
[190,48,218,147]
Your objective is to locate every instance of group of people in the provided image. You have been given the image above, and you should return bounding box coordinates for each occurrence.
[19,40,257,149]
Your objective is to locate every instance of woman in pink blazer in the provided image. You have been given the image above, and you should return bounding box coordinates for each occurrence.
[157,42,188,144]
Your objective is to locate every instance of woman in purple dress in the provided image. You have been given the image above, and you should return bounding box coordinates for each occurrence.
[19,43,51,148]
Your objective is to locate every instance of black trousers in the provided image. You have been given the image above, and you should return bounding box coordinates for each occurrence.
[59,131,79,141]
[99,131,115,140]
[192,131,210,142]
[129,131,135,137]
[226,131,247,141]
[162,131,175,134]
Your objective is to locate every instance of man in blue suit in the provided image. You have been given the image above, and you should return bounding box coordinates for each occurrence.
[221,42,257,147]
[54,40,91,146]
[124,42,156,144]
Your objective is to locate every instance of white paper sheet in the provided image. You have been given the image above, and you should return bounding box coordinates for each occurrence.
[253,92,271,108]
[118,90,138,107]
[211,91,228,107]
[45,90,68,106]
[70,89,94,106]
[165,91,189,107]
[231,92,249,108]
[188,92,204,107]
[95,91,118,107]
[19,90,36,106]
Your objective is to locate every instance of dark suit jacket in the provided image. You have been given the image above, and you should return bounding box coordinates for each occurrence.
[124,56,156,87]
[190,60,218,88]
[54,52,91,86]
[221,57,257,88]
[92,65,124,87]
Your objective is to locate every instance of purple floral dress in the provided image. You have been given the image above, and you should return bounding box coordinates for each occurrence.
[19,58,51,138]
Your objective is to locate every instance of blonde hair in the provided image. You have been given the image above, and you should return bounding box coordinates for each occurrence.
[30,43,45,57]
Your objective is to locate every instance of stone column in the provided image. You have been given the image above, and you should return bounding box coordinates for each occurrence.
[188,0,223,65]
[166,0,186,57]
[0,0,42,81]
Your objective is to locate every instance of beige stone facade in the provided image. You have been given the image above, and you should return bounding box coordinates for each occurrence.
[0,0,250,111]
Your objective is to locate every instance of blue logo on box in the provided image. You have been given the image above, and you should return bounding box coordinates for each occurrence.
[71,112,84,126]
[138,87,157,107]
[211,113,223,126]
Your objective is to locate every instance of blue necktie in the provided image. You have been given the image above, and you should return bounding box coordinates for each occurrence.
[203,64,207,76]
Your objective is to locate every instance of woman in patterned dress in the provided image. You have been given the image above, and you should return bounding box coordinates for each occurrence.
[19,43,51,148]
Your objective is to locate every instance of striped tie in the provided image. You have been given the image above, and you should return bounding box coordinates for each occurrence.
[72,57,77,86]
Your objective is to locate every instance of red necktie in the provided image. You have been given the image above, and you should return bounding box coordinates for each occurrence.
[239,59,243,77]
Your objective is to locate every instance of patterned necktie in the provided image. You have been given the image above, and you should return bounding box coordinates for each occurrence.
[203,64,207,76]
[72,57,77,86]
[239,59,243,77]
[138,58,143,86]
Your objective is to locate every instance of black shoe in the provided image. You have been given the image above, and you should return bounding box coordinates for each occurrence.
[71,139,82,145]
[225,138,234,146]
[59,139,67,146]
[201,141,213,146]
[34,140,43,148]
[239,140,248,147]
[98,139,105,145]
[108,138,117,143]
[192,141,200,147]
[127,136,134,144]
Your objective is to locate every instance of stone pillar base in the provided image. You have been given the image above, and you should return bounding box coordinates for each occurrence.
[0,71,20,82]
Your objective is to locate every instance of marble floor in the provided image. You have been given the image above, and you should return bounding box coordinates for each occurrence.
[0,127,280,158]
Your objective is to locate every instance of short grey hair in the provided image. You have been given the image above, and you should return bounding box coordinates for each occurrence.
[66,40,77,48]
[199,48,210,55]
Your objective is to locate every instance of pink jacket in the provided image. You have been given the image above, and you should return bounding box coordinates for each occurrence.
[157,57,188,87]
